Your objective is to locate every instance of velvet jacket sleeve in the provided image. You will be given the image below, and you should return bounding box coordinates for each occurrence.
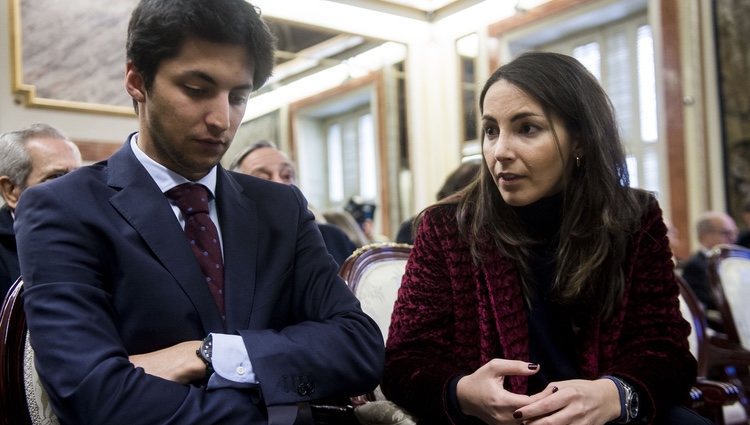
[598,199,696,421]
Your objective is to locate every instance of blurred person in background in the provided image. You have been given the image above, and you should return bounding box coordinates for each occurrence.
[396,160,481,244]
[0,123,81,298]
[345,196,389,243]
[681,211,738,330]
[230,140,356,266]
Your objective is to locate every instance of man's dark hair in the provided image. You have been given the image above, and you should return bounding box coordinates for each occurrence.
[126,0,276,108]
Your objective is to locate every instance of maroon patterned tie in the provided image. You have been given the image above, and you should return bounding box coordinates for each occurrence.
[166,183,225,319]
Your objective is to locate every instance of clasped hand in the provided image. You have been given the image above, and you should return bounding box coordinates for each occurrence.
[129,340,206,384]
[456,359,621,424]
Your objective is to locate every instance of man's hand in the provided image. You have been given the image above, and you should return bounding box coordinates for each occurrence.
[456,359,543,424]
[129,340,206,384]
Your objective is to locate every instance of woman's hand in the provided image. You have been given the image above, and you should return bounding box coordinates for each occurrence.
[456,359,548,424]
[129,340,205,384]
[516,378,621,425]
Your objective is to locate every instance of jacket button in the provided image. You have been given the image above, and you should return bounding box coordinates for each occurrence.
[297,382,315,396]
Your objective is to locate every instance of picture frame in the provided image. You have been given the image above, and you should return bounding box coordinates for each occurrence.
[9,0,135,116]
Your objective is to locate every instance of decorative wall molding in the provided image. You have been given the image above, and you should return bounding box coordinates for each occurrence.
[9,0,135,116]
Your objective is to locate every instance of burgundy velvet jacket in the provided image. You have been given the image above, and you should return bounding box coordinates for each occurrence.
[382,200,695,424]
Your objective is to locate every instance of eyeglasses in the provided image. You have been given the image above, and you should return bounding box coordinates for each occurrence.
[712,229,737,239]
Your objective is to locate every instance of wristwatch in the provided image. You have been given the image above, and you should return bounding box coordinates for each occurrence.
[196,334,214,376]
[609,376,639,423]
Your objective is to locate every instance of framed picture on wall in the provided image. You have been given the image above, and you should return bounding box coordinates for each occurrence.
[10,0,135,116]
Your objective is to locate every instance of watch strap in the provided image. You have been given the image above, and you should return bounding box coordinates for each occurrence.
[603,375,638,423]
[196,334,214,377]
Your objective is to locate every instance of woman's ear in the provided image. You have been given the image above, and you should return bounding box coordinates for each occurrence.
[125,62,146,103]
[572,141,583,161]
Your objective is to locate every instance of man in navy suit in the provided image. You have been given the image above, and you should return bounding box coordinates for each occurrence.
[230,140,357,266]
[681,210,737,332]
[14,1,383,424]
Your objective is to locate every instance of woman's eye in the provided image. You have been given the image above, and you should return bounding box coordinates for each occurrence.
[483,126,498,137]
[520,124,539,136]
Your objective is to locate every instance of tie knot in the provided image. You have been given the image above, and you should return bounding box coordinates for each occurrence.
[166,183,210,215]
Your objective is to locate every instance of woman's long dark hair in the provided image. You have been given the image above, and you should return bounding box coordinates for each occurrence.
[455,52,650,320]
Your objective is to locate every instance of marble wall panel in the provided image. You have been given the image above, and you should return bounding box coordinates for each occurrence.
[17,0,135,110]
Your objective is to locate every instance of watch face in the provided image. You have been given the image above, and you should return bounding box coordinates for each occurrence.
[628,390,639,419]
[203,335,213,361]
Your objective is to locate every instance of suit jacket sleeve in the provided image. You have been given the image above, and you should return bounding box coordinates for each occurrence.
[15,171,383,425]
[236,184,383,406]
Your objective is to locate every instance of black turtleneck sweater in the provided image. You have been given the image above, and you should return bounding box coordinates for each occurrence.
[512,193,580,394]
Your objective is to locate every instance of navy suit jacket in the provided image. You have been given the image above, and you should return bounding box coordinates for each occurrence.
[681,251,715,310]
[15,143,383,425]
[317,223,356,266]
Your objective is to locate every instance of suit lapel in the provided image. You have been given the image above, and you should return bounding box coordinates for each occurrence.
[215,169,258,330]
[106,143,224,332]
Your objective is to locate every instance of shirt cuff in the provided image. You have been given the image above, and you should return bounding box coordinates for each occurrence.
[206,333,258,389]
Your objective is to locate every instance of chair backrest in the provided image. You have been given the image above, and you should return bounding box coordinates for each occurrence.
[0,277,32,425]
[708,244,750,349]
[677,275,710,375]
[339,243,411,343]
[0,278,60,425]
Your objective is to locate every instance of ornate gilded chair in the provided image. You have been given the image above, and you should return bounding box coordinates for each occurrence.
[1,278,59,425]
[678,274,747,424]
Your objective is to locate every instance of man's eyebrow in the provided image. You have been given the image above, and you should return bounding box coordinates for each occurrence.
[251,165,272,174]
[182,70,217,85]
[182,70,253,91]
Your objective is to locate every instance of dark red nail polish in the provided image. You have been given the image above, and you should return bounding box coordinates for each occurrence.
[528,363,539,370]
[552,385,559,393]
[513,411,523,419]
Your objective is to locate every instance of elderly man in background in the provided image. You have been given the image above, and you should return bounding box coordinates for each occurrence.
[231,140,357,266]
[681,210,738,330]
[0,123,82,298]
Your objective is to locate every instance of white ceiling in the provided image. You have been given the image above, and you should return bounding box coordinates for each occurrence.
[325,0,486,20]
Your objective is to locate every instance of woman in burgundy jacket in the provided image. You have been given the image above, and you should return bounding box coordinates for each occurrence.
[382,52,703,425]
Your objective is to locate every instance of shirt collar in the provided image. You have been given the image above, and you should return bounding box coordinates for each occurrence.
[129,133,218,198]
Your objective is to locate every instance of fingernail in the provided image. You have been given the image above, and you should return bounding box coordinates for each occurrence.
[552,385,559,393]
[513,411,523,419]
[527,363,539,370]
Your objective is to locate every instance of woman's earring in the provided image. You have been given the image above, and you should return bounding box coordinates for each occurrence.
[575,155,581,168]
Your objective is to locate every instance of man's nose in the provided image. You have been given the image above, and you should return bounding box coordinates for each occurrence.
[206,98,230,132]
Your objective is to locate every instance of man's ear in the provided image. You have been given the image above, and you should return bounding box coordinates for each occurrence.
[125,62,146,103]
[0,176,22,210]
